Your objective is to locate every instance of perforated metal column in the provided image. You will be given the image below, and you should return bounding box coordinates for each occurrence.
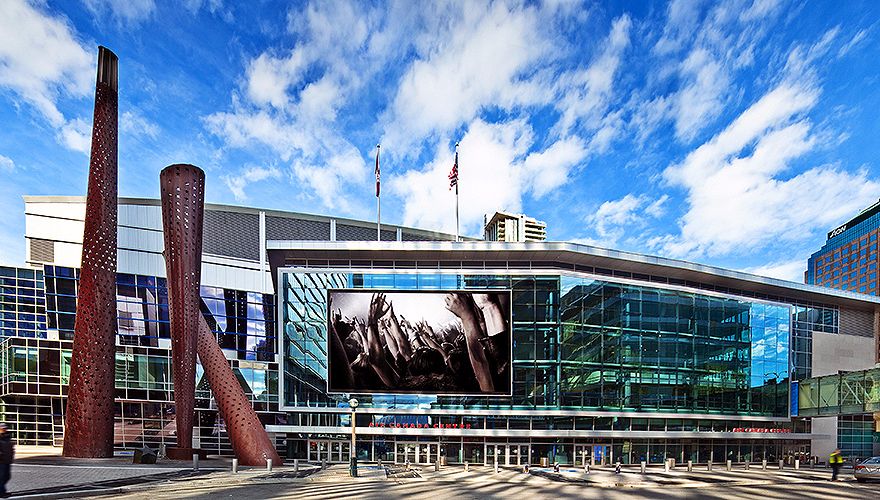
[197,316,281,466]
[63,46,119,458]
[160,164,205,459]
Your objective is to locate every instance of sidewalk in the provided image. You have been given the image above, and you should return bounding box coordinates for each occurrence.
[6,445,245,498]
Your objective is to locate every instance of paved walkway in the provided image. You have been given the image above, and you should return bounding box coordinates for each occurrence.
[2,448,873,499]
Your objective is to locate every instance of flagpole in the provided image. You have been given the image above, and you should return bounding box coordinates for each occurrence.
[376,144,381,242]
[455,142,460,242]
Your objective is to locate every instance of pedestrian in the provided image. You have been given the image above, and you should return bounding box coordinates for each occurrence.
[829,449,843,481]
[0,423,13,498]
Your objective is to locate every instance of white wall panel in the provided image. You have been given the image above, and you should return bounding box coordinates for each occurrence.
[25,201,85,220]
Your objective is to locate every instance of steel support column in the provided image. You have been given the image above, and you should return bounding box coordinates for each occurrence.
[160,164,205,460]
[63,46,119,458]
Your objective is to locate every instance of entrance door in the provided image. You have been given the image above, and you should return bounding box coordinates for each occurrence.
[510,445,529,465]
[308,440,330,463]
[485,444,509,466]
[308,440,350,463]
[575,445,591,466]
[418,443,439,464]
[593,445,609,466]
[396,442,418,464]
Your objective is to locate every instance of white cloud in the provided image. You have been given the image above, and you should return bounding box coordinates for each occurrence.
[657,75,879,259]
[382,2,549,154]
[83,0,156,24]
[222,165,282,202]
[654,0,705,54]
[554,14,631,135]
[672,48,728,141]
[838,29,867,57]
[121,110,160,139]
[391,119,531,235]
[582,193,669,248]
[0,154,14,171]
[743,259,806,282]
[521,137,588,198]
[0,0,92,127]
[58,118,91,154]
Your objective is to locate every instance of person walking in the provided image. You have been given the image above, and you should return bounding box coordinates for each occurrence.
[829,449,843,481]
[0,423,13,497]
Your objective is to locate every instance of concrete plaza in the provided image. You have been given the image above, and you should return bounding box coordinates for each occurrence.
[3,447,876,500]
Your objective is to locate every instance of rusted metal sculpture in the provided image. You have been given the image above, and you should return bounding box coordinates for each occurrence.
[63,46,119,458]
[197,315,281,466]
[160,164,205,460]
[160,164,279,464]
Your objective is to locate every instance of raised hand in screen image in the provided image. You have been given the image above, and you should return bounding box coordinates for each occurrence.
[326,290,511,395]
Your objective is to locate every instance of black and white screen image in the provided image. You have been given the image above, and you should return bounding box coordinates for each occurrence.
[327,290,512,395]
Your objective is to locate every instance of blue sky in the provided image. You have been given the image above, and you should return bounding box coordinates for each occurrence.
[1,0,878,281]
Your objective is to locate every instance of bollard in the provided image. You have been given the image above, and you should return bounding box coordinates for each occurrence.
[553,462,560,473]
[762,459,767,471]
[464,461,469,472]
[435,459,440,472]
[664,460,670,472]
[615,462,621,475]
[794,459,799,470]
[267,458,273,472]
[726,460,732,472]
[778,459,783,470]
[322,458,327,469]
[585,463,590,474]
[640,461,646,474]
[523,464,529,474]
[193,454,199,471]
[406,459,411,471]
[294,459,299,472]
[687,460,693,472]
[745,461,750,470]
[232,458,238,474]
[810,458,816,469]
[707,460,713,471]
[495,460,500,474]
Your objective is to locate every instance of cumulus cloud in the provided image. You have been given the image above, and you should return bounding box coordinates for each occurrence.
[521,137,588,198]
[83,0,156,24]
[743,259,807,282]
[382,2,549,154]
[657,77,879,259]
[580,194,669,249]
[0,1,92,124]
[554,14,631,135]
[222,165,282,202]
[0,154,14,171]
[121,110,160,139]
[391,119,531,235]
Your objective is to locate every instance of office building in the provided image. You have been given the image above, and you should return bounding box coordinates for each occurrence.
[483,211,547,242]
[806,199,880,295]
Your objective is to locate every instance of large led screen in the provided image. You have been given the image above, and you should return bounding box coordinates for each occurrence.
[327,290,512,395]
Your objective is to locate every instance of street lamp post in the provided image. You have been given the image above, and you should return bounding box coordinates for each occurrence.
[349,398,359,477]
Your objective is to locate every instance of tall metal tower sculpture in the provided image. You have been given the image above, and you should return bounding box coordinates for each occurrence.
[160,164,280,465]
[63,46,119,458]
[160,164,205,460]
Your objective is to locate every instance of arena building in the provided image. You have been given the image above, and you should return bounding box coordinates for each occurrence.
[1,196,877,465]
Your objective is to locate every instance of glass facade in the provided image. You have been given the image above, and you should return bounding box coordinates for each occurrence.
[281,271,791,417]
[1,265,279,451]
[0,267,46,338]
[43,265,275,361]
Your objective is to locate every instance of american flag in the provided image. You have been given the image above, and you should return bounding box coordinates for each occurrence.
[375,145,380,197]
[448,150,458,190]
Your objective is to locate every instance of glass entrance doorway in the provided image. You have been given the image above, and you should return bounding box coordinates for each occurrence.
[485,444,529,466]
[395,442,440,464]
[575,444,610,466]
[307,439,351,463]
